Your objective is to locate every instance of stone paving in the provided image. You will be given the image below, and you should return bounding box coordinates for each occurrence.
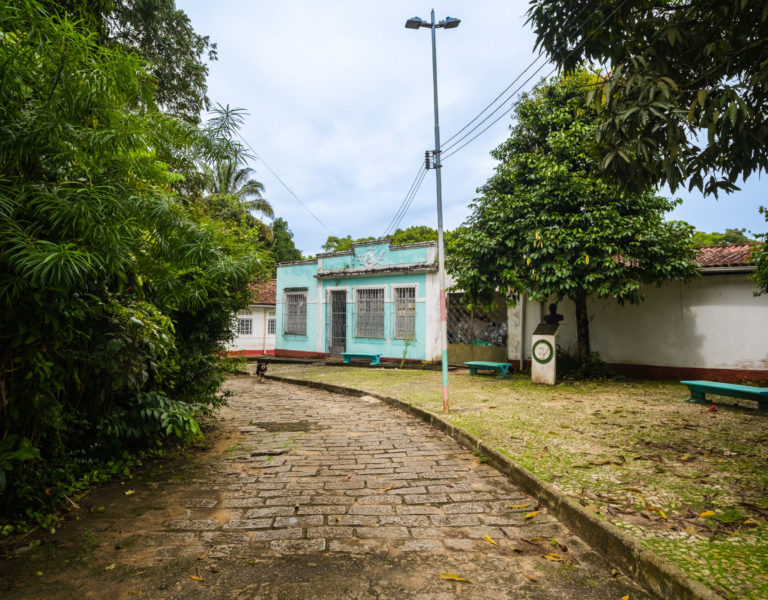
[1,376,655,599]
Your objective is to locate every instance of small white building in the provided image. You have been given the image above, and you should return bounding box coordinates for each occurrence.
[228,280,276,357]
[506,245,768,381]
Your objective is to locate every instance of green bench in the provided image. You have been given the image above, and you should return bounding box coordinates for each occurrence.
[681,380,768,410]
[341,352,382,366]
[465,361,513,379]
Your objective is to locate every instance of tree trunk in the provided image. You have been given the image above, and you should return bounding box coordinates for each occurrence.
[573,291,591,373]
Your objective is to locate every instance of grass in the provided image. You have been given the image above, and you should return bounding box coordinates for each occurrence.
[265,363,768,600]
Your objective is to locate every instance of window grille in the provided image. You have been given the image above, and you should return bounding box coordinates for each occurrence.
[355,288,384,338]
[237,318,253,336]
[284,291,307,335]
[393,287,416,339]
[267,318,276,335]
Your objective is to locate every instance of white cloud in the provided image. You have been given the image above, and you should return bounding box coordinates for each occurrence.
[179,0,766,255]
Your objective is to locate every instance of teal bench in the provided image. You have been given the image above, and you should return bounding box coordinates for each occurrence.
[681,380,768,410]
[465,361,513,379]
[342,352,382,366]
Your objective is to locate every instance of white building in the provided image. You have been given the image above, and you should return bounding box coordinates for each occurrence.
[506,245,768,381]
[228,280,276,357]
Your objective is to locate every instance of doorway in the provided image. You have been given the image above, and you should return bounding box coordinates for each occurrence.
[328,290,347,356]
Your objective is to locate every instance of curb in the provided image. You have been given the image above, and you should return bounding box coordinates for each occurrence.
[266,374,721,600]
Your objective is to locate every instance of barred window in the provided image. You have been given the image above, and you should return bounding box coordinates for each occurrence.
[355,288,384,338]
[237,318,253,336]
[284,291,307,335]
[394,287,416,339]
[267,318,276,335]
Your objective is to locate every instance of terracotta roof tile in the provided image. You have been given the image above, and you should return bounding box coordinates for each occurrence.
[248,279,276,305]
[695,244,758,268]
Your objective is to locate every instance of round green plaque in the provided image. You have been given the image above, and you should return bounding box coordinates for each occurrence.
[532,339,554,364]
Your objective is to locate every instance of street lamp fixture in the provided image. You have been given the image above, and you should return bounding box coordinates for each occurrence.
[404,9,459,415]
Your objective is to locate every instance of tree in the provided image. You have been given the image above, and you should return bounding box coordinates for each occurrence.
[270,218,303,265]
[527,0,768,198]
[48,0,217,122]
[320,235,378,253]
[201,159,274,236]
[450,72,698,373]
[0,3,268,524]
[692,228,756,247]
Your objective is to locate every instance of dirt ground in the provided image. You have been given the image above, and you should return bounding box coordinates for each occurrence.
[266,364,768,600]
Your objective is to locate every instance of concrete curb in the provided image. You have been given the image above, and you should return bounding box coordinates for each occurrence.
[266,374,722,600]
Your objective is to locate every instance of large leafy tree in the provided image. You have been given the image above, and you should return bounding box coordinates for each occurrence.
[270,218,303,265]
[526,0,768,199]
[47,0,216,122]
[450,72,698,372]
[0,2,267,523]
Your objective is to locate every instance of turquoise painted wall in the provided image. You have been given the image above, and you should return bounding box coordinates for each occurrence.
[321,273,428,360]
[276,262,319,354]
[321,242,429,270]
[276,241,436,360]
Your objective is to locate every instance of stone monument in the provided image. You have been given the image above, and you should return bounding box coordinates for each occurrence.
[531,304,562,385]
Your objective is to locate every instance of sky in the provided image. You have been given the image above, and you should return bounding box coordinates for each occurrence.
[178,1,767,256]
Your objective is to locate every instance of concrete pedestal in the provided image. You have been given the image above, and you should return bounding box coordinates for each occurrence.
[531,324,559,385]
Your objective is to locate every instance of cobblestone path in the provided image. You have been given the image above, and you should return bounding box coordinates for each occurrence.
[1,376,653,599]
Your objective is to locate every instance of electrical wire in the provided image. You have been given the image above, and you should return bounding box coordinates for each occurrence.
[440,53,547,148]
[381,160,428,238]
[236,132,334,234]
[442,0,626,159]
[385,166,429,237]
[442,0,629,162]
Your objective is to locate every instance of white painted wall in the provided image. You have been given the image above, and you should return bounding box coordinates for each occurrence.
[507,273,768,371]
[229,305,276,354]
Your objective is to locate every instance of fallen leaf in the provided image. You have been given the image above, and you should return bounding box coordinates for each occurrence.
[624,487,643,493]
[544,552,562,561]
[647,506,667,519]
[36,571,43,576]
[509,502,531,509]
[610,568,619,577]
[440,573,469,582]
[483,533,498,546]
[105,563,116,570]
[379,485,396,492]
[523,511,538,519]
[190,575,204,582]
[621,595,630,600]
[521,571,537,582]
[124,490,135,496]
[699,511,715,518]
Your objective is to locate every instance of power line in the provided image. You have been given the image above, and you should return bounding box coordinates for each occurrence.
[440,1,612,159]
[440,53,547,148]
[386,166,429,237]
[236,132,334,235]
[382,159,428,238]
[442,0,629,162]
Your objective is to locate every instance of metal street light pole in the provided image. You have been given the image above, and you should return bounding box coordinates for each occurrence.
[405,10,460,414]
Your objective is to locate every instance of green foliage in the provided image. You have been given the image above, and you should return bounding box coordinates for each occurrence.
[320,227,458,255]
[692,228,756,247]
[527,0,768,198]
[753,209,768,294]
[0,2,268,527]
[322,235,356,253]
[47,0,218,122]
[270,217,303,265]
[450,71,698,372]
